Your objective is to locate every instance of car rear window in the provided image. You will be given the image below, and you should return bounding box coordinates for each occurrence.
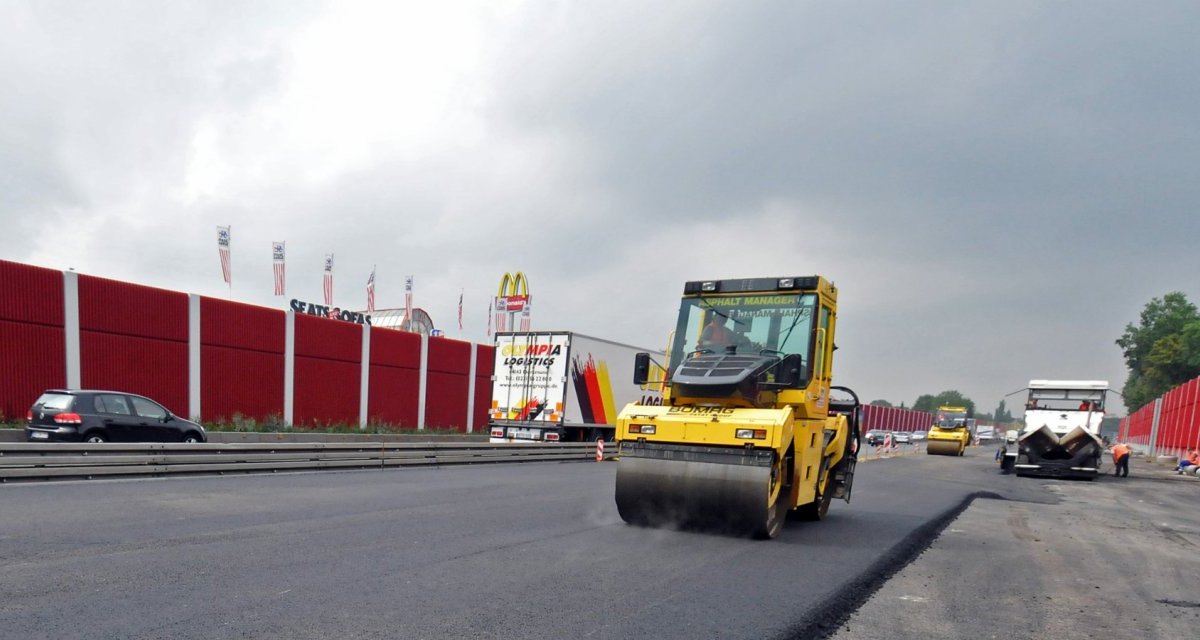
[33,393,75,411]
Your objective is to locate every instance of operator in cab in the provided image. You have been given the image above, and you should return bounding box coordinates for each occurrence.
[699,312,737,348]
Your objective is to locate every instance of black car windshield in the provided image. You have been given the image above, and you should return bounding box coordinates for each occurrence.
[667,293,816,376]
[33,393,74,411]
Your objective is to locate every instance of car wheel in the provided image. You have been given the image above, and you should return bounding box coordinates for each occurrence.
[182,433,202,443]
[83,432,107,443]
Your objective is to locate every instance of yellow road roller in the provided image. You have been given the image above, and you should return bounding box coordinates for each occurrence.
[614,276,860,539]
[926,405,970,456]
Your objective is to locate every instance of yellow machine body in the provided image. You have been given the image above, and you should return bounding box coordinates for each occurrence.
[614,276,860,539]
[926,405,970,456]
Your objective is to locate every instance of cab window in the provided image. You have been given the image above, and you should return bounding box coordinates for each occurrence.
[813,305,832,381]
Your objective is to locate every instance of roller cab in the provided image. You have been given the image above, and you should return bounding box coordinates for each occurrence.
[615,276,860,539]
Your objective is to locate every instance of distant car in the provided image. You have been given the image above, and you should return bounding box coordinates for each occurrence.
[893,432,912,444]
[911,430,927,441]
[25,390,207,443]
[865,430,889,446]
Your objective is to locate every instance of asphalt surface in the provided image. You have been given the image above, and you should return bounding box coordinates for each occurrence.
[0,447,1048,639]
[833,456,1200,640]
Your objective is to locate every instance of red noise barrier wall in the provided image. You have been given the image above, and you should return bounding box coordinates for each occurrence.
[1160,378,1200,453]
[1120,376,1200,455]
[473,344,495,431]
[425,337,472,430]
[861,404,933,433]
[0,261,65,420]
[1119,402,1156,447]
[201,298,285,423]
[293,313,362,426]
[78,274,189,416]
[368,327,422,427]
[0,259,492,432]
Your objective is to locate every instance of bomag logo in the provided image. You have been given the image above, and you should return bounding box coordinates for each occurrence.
[501,344,562,357]
[668,407,736,415]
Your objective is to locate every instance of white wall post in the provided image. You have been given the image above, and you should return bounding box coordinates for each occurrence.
[359,324,370,429]
[1148,397,1164,456]
[417,333,429,430]
[188,294,201,420]
[62,271,81,390]
[466,344,477,433]
[284,311,295,426]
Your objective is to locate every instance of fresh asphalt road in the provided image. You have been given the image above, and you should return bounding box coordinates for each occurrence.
[0,448,1050,640]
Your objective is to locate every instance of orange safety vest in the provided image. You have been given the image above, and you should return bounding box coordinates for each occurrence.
[1112,444,1131,463]
[1188,451,1200,466]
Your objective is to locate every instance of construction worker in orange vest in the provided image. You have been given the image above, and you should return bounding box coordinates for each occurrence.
[1176,449,1200,475]
[1111,442,1131,478]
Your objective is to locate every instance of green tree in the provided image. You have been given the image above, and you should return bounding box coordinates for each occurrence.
[912,391,976,416]
[868,399,893,407]
[1116,292,1200,410]
[993,399,1013,423]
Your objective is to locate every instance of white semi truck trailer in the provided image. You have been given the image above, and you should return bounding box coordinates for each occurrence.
[999,379,1108,478]
[488,331,664,443]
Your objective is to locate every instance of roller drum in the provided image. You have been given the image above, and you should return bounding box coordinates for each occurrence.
[615,455,774,535]
[926,439,963,456]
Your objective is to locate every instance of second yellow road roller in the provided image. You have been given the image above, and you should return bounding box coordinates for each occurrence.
[614,276,860,539]
[926,405,971,456]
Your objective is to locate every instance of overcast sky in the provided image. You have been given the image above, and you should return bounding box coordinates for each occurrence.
[3,1,1198,416]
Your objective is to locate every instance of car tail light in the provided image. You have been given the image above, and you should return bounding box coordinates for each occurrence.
[629,424,655,435]
[26,410,33,422]
[490,428,505,438]
[544,432,560,441]
[735,428,768,440]
[54,412,83,425]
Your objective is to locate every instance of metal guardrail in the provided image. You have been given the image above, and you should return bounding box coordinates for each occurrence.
[0,442,614,482]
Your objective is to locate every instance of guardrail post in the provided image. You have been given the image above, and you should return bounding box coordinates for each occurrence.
[63,270,81,390]
[359,324,370,429]
[1148,397,1164,456]
[284,311,295,426]
[189,294,201,420]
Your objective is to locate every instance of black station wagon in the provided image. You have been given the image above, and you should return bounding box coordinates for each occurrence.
[25,390,207,443]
